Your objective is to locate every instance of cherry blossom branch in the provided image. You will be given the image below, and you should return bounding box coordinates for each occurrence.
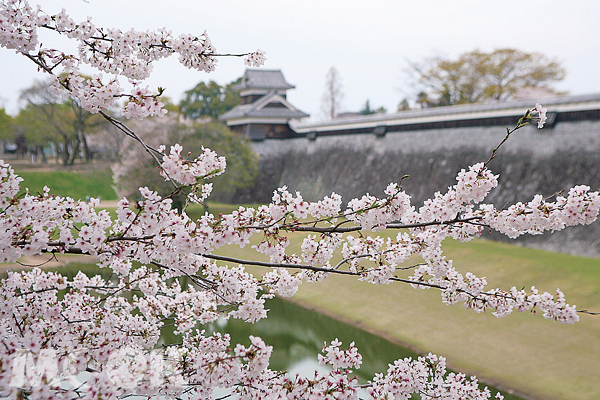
[16,253,59,267]
[202,253,578,322]
[483,104,547,169]
[282,215,484,233]
[26,49,183,188]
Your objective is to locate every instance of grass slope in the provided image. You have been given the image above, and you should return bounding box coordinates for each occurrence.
[289,238,600,400]
[196,202,600,399]
[16,170,117,200]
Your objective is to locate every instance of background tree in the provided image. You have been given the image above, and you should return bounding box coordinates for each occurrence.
[0,108,11,139]
[409,48,566,107]
[321,66,343,120]
[359,99,387,115]
[397,98,411,111]
[11,104,52,162]
[0,108,19,157]
[179,78,241,120]
[18,79,106,164]
[0,108,12,153]
[113,118,258,209]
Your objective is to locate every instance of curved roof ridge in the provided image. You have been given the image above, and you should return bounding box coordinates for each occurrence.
[233,69,295,91]
[297,93,600,130]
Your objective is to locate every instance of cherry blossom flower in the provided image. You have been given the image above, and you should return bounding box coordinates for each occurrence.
[533,103,548,128]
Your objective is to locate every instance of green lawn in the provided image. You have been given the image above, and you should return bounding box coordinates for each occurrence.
[169,202,598,399]
[287,238,600,400]
[193,204,600,399]
[15,169,117,201]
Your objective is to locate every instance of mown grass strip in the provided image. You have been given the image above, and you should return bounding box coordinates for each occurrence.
[16,170,117,200]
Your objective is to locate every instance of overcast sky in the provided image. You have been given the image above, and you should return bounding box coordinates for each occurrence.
[1,0,600,120]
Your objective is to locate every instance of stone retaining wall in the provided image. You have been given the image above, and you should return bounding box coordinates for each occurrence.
[237,120,600,257]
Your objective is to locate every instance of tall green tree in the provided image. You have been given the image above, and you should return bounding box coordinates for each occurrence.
[11,104,53,162]
[0,108,12,141]
[359,100,386,115]
[114,118,258,209]
[17,79,106,165]
[409,48,566,107]
[179,79,241,120]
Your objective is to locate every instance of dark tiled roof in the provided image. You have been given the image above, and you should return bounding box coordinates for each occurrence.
[295,93,600,132]
[233,69,295,91]
[220,92,308,121]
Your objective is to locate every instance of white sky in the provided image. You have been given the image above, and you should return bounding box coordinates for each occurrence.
[1,0,600,120]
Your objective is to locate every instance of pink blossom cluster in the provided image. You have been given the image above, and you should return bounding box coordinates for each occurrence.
[415,162,498,226]
[480,185,600,238]
[173,30,217,73]
[0,266,502,400]
[346,183,412,231]
[269,186,312,221]
[122,83,168,119]
[0,0,39,52]
[368,353,503,400]
[0,325,275,399]
[262,267,304,297]
[302,233,343,266]
[158,144,226,187]
[240,340,501,400]
[533,103,547,128]
[0,184,112,262]
[318,339,362,370]
[244,49,267,67]
[0,161,23,208]
[342,235,397,284]
[252,188,344,264]
[0,0,265,118]
[409,262,580,323]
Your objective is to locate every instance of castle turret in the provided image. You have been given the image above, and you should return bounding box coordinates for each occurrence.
[219,69,309,140]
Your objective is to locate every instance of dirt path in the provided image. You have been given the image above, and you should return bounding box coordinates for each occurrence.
[98,200,121,208]
[0,254,99,275]
[6,158,114,173]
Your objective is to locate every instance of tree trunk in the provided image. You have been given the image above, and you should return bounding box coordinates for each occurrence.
[80,132,93,162]
[37,146,48,164]
[66,135,81,166]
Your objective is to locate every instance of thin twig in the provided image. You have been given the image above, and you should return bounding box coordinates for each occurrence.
[17,253,59,267]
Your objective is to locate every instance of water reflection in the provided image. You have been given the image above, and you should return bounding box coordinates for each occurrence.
[201,297,417,382]
[196,297,521,400]
[39,265,519,399]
